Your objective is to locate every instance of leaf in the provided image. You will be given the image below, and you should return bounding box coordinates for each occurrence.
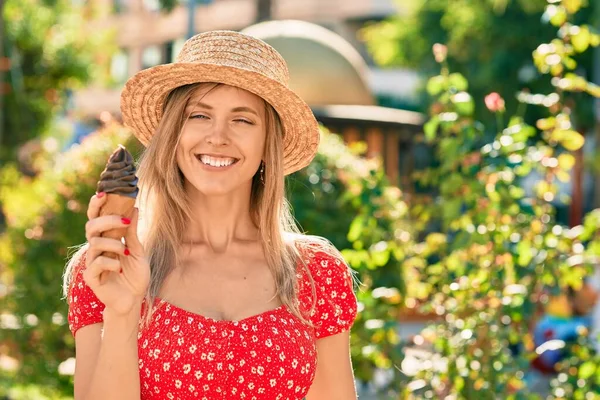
[571,25,591,53]
[371,249,390,267]
[561,130,585,151]
[536,117,556,131]
[448,73,468,91]
[347,216,365,242]
[545,5,568,27]
[427,75,447,96]
[516,241,533,266]
[563,0,583,14]
[557,153,576,170]
[424,117,439,142]
[578,361,596,380]
[451,92,475,116]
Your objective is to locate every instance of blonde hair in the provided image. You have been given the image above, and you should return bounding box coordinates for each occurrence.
[64,82,345,327]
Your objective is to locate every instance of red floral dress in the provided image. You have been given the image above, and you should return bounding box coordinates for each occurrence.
[68,247,358,400]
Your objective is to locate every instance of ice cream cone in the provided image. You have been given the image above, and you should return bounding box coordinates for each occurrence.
[96,145,139,260]
[99,194,136,259]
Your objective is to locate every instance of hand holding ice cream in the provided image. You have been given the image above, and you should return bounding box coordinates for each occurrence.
[81,145,150,315]
[96,145,139,256]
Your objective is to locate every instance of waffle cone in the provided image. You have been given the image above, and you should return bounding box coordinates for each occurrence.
[99,193,136,259]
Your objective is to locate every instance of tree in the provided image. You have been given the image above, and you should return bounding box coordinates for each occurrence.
[362,0,598,130]
[359,0,600,397]
[0,0,113,164]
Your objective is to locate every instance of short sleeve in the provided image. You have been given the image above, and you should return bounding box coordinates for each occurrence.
[299,249,358,339]
[67,250,105,336]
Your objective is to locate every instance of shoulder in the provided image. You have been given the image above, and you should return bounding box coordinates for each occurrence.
[65,245,105,336]
[289,235,358,338]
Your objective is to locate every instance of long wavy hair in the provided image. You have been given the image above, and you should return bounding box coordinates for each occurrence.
[63,82,344,326]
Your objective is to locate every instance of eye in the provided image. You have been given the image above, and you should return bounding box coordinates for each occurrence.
[234,118,253,125]
[189,114,209,120]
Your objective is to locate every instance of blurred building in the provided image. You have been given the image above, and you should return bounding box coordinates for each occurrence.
[74,0,424,186]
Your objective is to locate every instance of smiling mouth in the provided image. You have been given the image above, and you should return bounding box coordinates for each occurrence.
[195,154,240,168]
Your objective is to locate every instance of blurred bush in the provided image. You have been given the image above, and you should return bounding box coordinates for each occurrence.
[0,123,141,396]
[1,0,115,164]
[380,1,600,398]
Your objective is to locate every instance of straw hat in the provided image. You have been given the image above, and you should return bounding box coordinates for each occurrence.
[120,30,320,175]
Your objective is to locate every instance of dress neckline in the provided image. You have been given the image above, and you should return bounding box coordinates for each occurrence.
[153,297,289,325]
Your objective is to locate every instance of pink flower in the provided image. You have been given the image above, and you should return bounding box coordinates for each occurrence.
[432,43,447,63]
[485,92,505,112]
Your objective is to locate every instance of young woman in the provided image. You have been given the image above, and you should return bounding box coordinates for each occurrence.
[64,31,358,400]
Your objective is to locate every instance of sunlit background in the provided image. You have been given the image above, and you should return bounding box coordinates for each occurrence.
[1,0,600,398]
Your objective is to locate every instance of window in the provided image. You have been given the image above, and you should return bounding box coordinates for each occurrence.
[141,45,163,70]
[143,0,161,12]
[110,49,129,84]
[169,38,187,63]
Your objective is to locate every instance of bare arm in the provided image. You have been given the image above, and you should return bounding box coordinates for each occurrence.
[74,305,141,400]
[305,331,357,400]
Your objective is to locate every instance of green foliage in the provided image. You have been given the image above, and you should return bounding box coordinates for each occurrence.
[0,123,141,394]
[362,0,598,128]
[367,1,600,398]
[1,0,114,162]
[290,132,415,383]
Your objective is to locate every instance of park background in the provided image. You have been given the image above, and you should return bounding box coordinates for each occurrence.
[1,0,600,398]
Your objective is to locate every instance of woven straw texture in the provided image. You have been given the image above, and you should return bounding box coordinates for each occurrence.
[120,31,320,175]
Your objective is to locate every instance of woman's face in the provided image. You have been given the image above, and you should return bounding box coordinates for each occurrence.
[176,84,267,197]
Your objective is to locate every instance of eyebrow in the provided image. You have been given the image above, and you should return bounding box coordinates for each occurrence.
[187,101,260,117]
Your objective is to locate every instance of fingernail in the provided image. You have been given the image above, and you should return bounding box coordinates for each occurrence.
[121,217,131,225]
[124,248,130,256]
[97,192,105,198]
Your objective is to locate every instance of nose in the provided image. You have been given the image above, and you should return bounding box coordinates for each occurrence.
[205,120,230,147]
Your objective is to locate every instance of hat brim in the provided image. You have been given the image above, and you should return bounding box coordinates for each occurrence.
[120,63,320,175]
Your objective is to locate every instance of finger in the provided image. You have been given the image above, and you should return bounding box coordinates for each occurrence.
[124,207,143,255]
[88,236,126,258]
[87,192,108,220]
[83,256,121,287]
[85,215,131,241]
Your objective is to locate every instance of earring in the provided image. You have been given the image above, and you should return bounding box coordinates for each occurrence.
[260,162,265,185]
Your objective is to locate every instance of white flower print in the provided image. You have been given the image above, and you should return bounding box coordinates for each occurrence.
[68,248,357,400]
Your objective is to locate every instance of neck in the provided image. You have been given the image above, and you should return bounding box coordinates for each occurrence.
[182,182,259,253]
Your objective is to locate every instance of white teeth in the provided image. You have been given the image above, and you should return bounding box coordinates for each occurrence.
[199,155,235,168]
